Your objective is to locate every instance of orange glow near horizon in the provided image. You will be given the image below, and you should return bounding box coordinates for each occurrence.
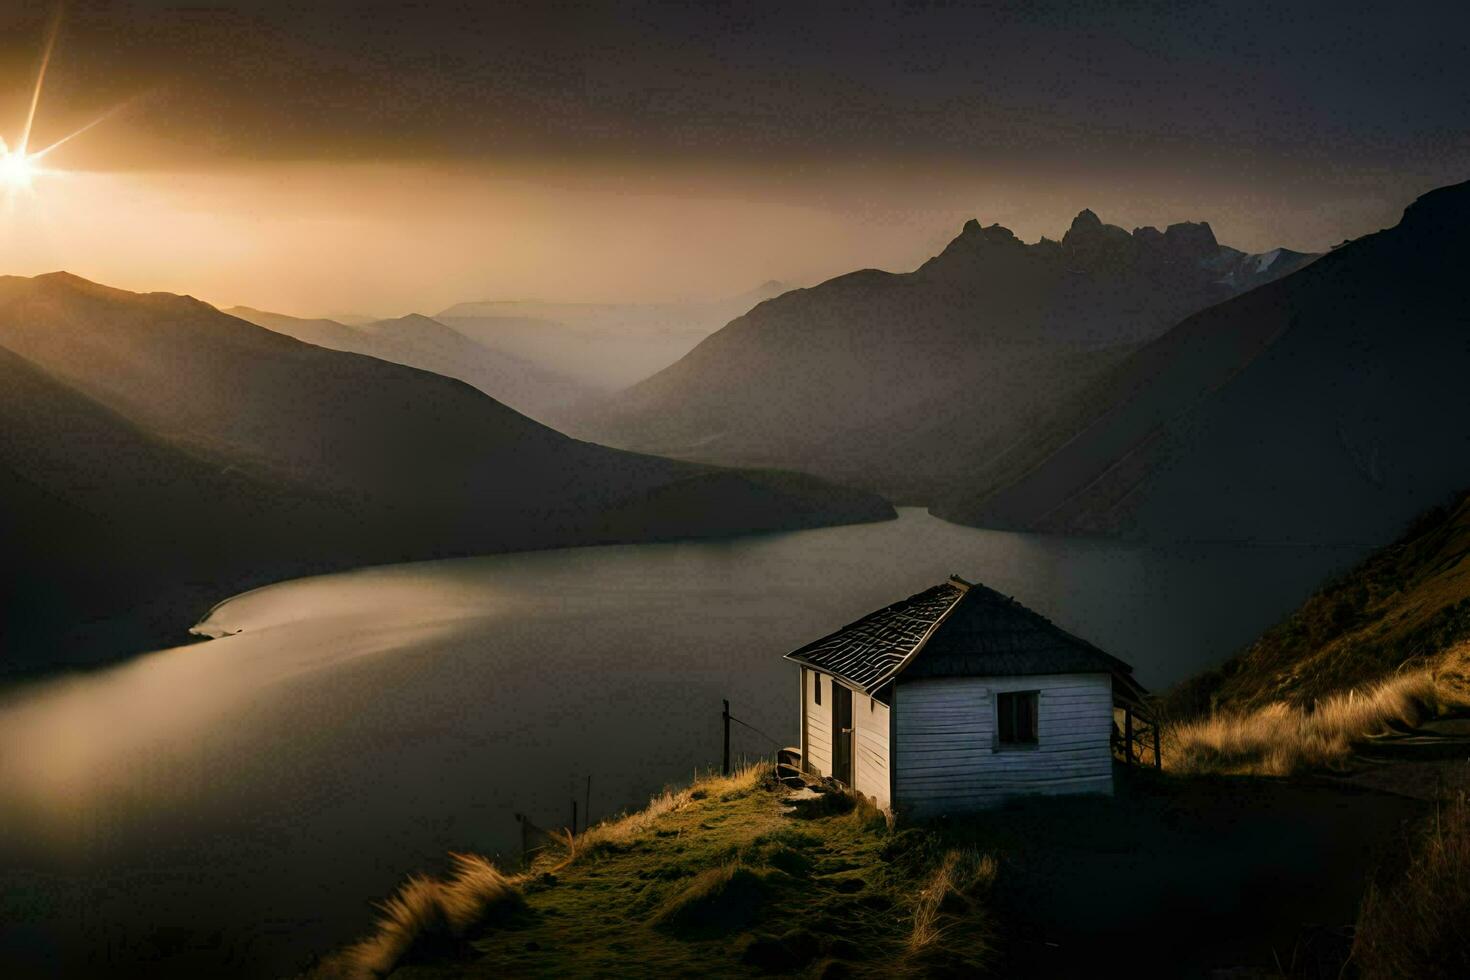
[0,159,1415,319]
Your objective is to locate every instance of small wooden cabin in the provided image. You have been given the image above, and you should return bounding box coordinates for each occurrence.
[785,575,1147,817]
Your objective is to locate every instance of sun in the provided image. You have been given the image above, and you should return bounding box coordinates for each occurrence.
[0,144,38,190]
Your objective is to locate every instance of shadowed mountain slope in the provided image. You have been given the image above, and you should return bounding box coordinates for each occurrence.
[573,213,1314,501]
[941,179,1470,546]
[1,275,890,672]
[226,306,592,423]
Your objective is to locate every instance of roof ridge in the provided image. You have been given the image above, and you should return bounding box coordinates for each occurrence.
[783,577,1140,696]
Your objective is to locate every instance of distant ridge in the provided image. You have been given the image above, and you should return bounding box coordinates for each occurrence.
[226,306,593,423]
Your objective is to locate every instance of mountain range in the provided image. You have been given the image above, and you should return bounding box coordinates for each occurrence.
[226,307,593,423]
[940,179,1470,546]
[0,275,890,673]
[572,210,1316,501]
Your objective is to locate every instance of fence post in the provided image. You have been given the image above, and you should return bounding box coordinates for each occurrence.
[571,799,577,837]
[1124,708,1134,765]
[722,699,731,776]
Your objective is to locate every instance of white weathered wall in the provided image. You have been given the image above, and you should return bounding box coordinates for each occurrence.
[852,691,891,810]
[802,668,833,777]
[893,673,1113,817]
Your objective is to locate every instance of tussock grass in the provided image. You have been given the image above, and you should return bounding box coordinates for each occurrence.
[1351,776,1470,980]
[1165,661,1470,776]
[908,848,996,951]
[318,853,524,979]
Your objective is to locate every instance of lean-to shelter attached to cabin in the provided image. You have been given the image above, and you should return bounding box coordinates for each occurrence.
[784,576,1149,818]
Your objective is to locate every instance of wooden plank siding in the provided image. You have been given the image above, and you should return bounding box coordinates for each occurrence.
[800,669,890,807]
[852,690,891,810]
[893,673,1113,817]
[802,668,833,777]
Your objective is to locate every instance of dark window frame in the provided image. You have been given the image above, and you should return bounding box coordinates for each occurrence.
[995,690,1040,749]
[813,672,822,706]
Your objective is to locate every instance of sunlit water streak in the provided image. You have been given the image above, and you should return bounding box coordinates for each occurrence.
[0,509,1363,977]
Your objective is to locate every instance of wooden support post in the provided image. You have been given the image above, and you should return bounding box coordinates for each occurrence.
[571,799,578,837]
[1124,708,1134,766]
[722,699,731,776]
[1153,722,1162,769]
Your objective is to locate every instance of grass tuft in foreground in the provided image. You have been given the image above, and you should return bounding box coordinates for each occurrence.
[908,848,996,956]
[317,854,525,979]
[1352,770,1470,980]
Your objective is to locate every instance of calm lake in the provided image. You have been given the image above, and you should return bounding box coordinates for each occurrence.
[0,509,1363,978]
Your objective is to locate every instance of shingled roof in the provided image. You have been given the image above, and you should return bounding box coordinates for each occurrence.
[785,576,1145,704]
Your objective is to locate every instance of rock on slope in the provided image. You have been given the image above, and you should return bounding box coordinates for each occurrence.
[0,274,891,672]
[574,211,1314,501]
[941,179,1470,546]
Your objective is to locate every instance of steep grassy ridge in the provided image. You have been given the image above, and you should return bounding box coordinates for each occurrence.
[1171,491,1470,716]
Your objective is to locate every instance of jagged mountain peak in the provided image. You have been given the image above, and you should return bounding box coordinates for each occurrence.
[1071,208,1103,230]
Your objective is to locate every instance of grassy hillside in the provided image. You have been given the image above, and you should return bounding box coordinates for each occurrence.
[310,757,1428,978]
[1170,490,1470,716]
[312,766,994,980]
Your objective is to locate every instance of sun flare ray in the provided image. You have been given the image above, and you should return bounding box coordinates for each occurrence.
[18,8,63,156]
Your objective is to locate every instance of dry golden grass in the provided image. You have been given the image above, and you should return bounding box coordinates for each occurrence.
[1165,657,1470,776]
[907,847,996,956]
[562,761,768,864]
[1352,776,1470,979]
[316,853,524,980]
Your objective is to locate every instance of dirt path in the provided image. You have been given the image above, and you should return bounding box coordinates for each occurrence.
[1333,716,1470,800]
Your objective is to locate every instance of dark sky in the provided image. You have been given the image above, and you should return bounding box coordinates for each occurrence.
[3,1,1468,312]
[5,0,1468,176]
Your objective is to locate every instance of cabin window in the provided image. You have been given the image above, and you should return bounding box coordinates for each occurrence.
[813,673,822,706]
[996,691,1039,746]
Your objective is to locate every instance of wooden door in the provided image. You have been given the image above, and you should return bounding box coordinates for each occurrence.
[833,683,854,785]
